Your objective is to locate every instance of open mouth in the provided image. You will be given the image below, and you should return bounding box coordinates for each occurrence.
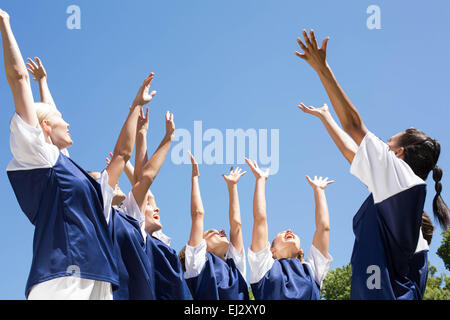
[153,213,160,221]
[285,231,295,240]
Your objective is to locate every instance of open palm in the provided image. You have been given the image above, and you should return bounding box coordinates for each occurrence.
[222,167,246,185]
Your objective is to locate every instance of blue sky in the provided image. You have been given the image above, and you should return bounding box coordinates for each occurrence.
[0,0,449,299]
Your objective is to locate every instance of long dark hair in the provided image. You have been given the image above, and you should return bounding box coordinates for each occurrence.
[398,128,450,230]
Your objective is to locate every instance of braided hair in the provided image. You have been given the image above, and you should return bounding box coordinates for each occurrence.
[398,128,450,230]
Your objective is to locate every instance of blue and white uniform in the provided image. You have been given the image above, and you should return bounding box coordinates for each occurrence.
[146,232,193,300]
[349,131,429,300]
[248,244,332,300]
[127,204,192,300]
[184,240,249,300]
[7,113,119,299]
[110,192,156,300]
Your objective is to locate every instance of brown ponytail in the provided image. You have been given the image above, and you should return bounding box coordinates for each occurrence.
[432,166,450,229]
[399,129,450,230]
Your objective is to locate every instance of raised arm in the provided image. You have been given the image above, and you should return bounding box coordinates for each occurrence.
[245,158,270,253]
[222,167,247,254]
[134,106,149,184]
[131,111,174,212]
[295,29,368,145]
[298,103,358,164]
[187,151,204,247]
[1,10,37,127]
[106,152,135,185]
[106,73,156,189]
[306,175,334,258]
[26,57,56,106]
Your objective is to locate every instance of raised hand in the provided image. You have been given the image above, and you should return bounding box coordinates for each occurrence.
[295,29,329,72]
[26,57,47,81]
[188,150,199,178]
[133,73,157,106]
[298,103,330,119]
[0,9,10,28]
[165,111,175,138]
[105,152,114,166]
[222,167,246,185]
[137,106,149,133]
[306,175,335,191]
[245,158,269,180]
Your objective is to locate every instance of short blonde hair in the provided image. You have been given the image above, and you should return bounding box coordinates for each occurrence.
[34,102,57,124]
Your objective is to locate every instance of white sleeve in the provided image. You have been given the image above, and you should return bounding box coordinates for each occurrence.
[98,170,116,225]
[228,243,247,279]
[304,245,333,288]
[120,192,144,226]
[184,240,208,279]
[7,113,60,171]
[247,244,275,284]
[350,131,424,204]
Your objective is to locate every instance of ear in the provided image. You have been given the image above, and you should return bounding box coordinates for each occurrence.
[394,146,405,159]
[40,120,52,135]
[270,246,277,258]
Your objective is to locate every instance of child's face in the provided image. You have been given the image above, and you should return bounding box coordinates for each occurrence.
[204,229,230,253]
[145,202,162,234]
[271,230,301,259]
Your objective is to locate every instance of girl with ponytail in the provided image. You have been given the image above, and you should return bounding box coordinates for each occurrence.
[295,29,449,300]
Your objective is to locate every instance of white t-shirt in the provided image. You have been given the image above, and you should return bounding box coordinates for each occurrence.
[8,113,115,300]
[349,131,429,253]
[247,244,333,287]
[184,239,247,280]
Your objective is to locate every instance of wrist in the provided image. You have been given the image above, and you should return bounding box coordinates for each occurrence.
[227,182,238,189]
[313,187,325,194]
[316,62,332,78]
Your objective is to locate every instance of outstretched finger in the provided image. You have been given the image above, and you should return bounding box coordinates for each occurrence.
[296,38,308,53]
[239,171,247,178]
[26,58,38,69]
[305,175,313,184]
[327,180,335,185]
[294,51,307,60]
[302,29,312,48]
[245,158,255,169]
[321,37,330,52]
[35,57,43,67]
[310,29,318,49]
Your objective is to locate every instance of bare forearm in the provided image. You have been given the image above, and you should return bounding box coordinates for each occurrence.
[188,176,204,246]
[253,178,267,221]
[313,188,330,231]
[113,104,141,161]
[317,64,367,144]
[37,78,56,106]
[228,184,243,251]
[134,130,148,183]
[1,24,28,80]
[141,133,173,184]
[1,21,37,126]
[320,111,358,163]
[124,161,135,185]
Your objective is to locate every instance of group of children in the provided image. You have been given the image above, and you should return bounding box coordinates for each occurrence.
[1,9,449,300]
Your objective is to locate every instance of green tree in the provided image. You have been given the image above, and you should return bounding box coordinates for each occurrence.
[248,287,254,300]
[437,228,450,271]
[423,264,450,300]
[320,263,352,300]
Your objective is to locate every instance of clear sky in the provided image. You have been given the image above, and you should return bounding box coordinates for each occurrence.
[0,0,449,299]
